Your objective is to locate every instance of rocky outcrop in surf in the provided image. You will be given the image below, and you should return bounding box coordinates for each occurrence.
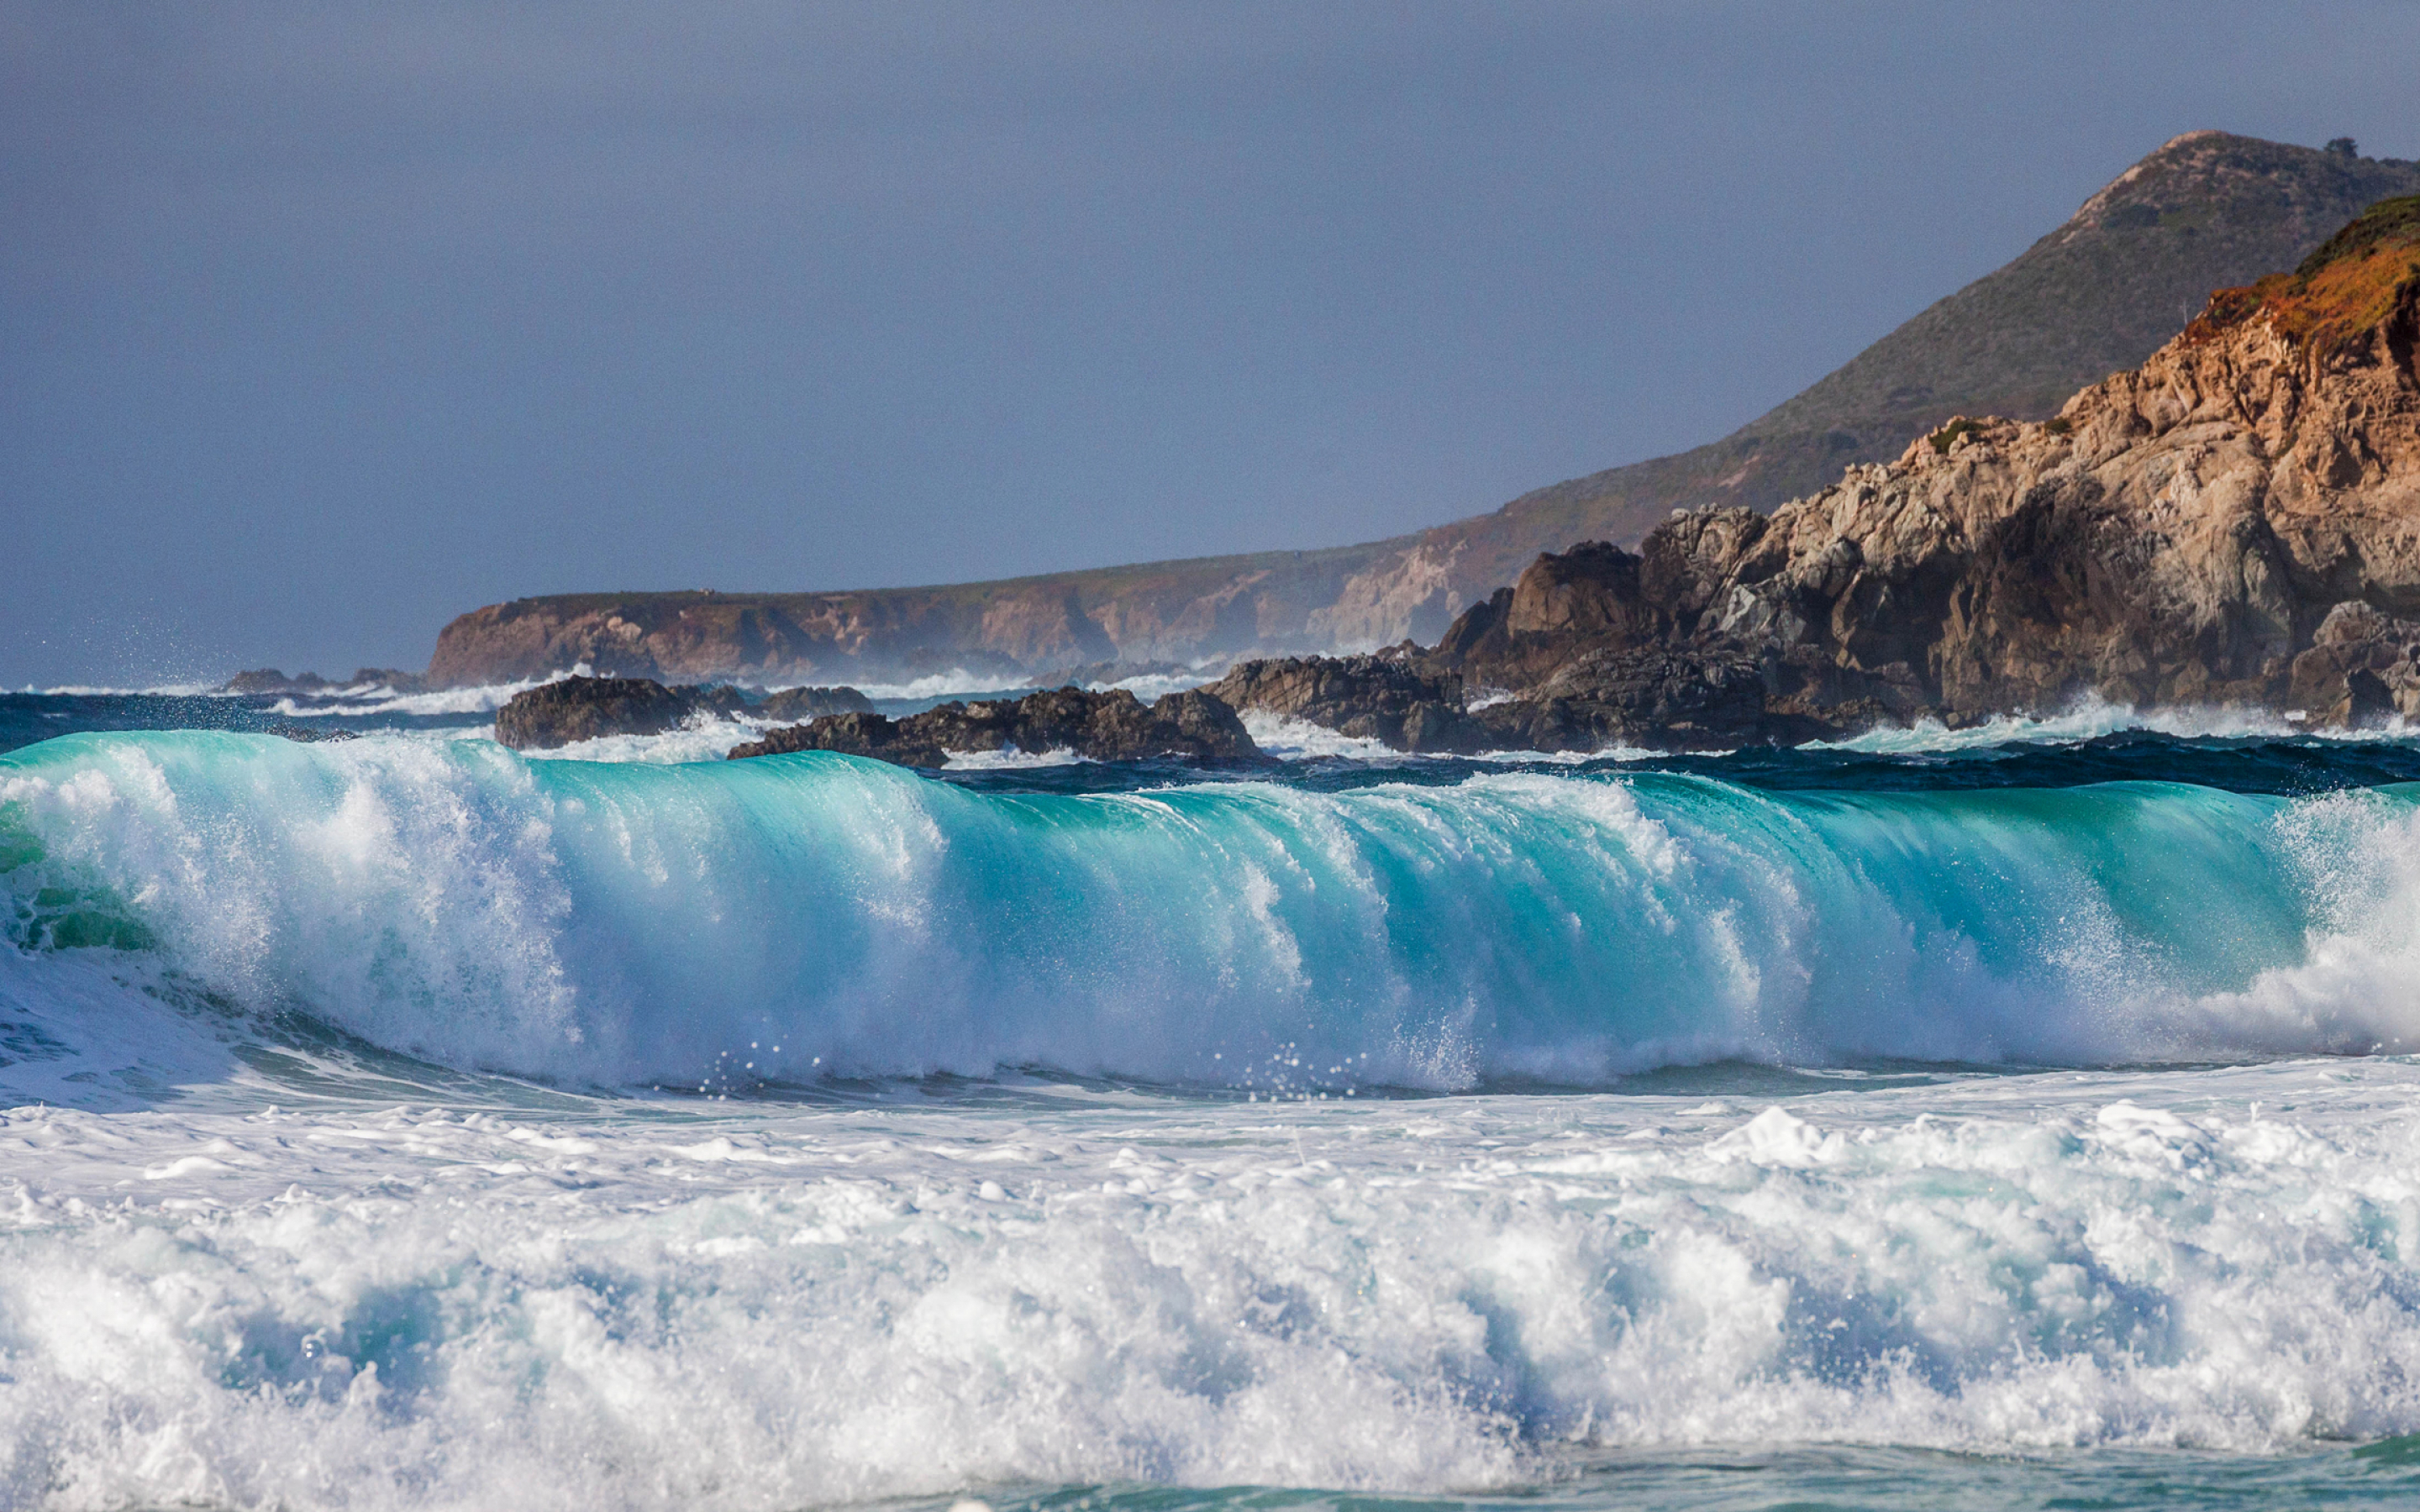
[1200,654,1486,754]
[496,677,746,749]
[727,686,1265,769]
[494,677,872,749]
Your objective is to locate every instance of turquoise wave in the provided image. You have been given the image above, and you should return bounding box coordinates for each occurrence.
[3,732,2416,1089]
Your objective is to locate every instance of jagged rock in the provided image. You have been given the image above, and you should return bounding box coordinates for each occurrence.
[727,687,1265,768]
[1474,647,1790,753]
[496,676,745,749]
[756,685,874,721]
[2287,601,2420,726]
[1200,654,1485,754]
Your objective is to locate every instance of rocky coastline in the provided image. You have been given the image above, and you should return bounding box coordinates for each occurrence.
[407,135,2420,694]
[1205,192,2420,753]
[497,193,2419,771]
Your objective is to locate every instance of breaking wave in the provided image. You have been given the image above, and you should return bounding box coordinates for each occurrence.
[3,732,2417,1096]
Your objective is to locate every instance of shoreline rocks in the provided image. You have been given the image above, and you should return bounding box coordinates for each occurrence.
[1200,654,1486,754]
[494,677,876,749]
[496,677,745,749]
[727,686,1265,768]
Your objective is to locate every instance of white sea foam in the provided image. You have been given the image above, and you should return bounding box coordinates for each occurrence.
[1239,711,1400,762]
[20,682,229,697]
[850,669,1028,701]
[1088,670,1220,701]
[1814,695,2420,754]
[6,1063,2420,1509]
[942,745,1089,770]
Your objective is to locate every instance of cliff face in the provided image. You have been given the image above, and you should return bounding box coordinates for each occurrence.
[1430,197,2420,742]
[423,542,1401,688]
[422,134,2420,690]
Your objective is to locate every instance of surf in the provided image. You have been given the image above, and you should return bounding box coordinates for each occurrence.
[5,732,2418,1102]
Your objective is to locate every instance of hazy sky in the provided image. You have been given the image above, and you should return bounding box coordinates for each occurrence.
[5,2,2417,685]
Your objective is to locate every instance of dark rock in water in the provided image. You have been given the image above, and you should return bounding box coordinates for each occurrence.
[224,669,333,696]
[1473,645,1787,753]
[756,685,875,721]
[268,724,361,743]
[224,667,428,696]
[496,676,745,749]
[728,686,1265,768]
[738,710,950,768]
[1200,654,1484,754]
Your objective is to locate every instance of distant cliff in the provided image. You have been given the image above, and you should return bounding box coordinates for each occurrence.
[424,133,2420,689]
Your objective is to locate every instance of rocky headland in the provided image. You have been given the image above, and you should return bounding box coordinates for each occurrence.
[1239,193,2420,749]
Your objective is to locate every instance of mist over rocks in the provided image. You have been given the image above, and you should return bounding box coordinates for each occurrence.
[221,668,429,696]
[727,686,1265,769]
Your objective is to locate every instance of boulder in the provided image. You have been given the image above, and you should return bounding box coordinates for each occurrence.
[496,676,745,749]
[728,686,1265,768]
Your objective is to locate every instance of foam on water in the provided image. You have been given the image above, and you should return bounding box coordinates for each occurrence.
[1086,670,1218,701]
[1816,695,2419,755]
[850,670,1028,701]
[7,1065,2420,1509]
[1239,711,1401,763]
[265,675,572,720]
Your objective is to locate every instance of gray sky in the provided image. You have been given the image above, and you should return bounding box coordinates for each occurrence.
[5,1,2416,686]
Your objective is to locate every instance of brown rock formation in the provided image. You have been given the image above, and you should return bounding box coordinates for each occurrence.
[1414,193,2420,745]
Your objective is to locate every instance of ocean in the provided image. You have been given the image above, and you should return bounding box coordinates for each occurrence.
[5,680,2420,1509]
